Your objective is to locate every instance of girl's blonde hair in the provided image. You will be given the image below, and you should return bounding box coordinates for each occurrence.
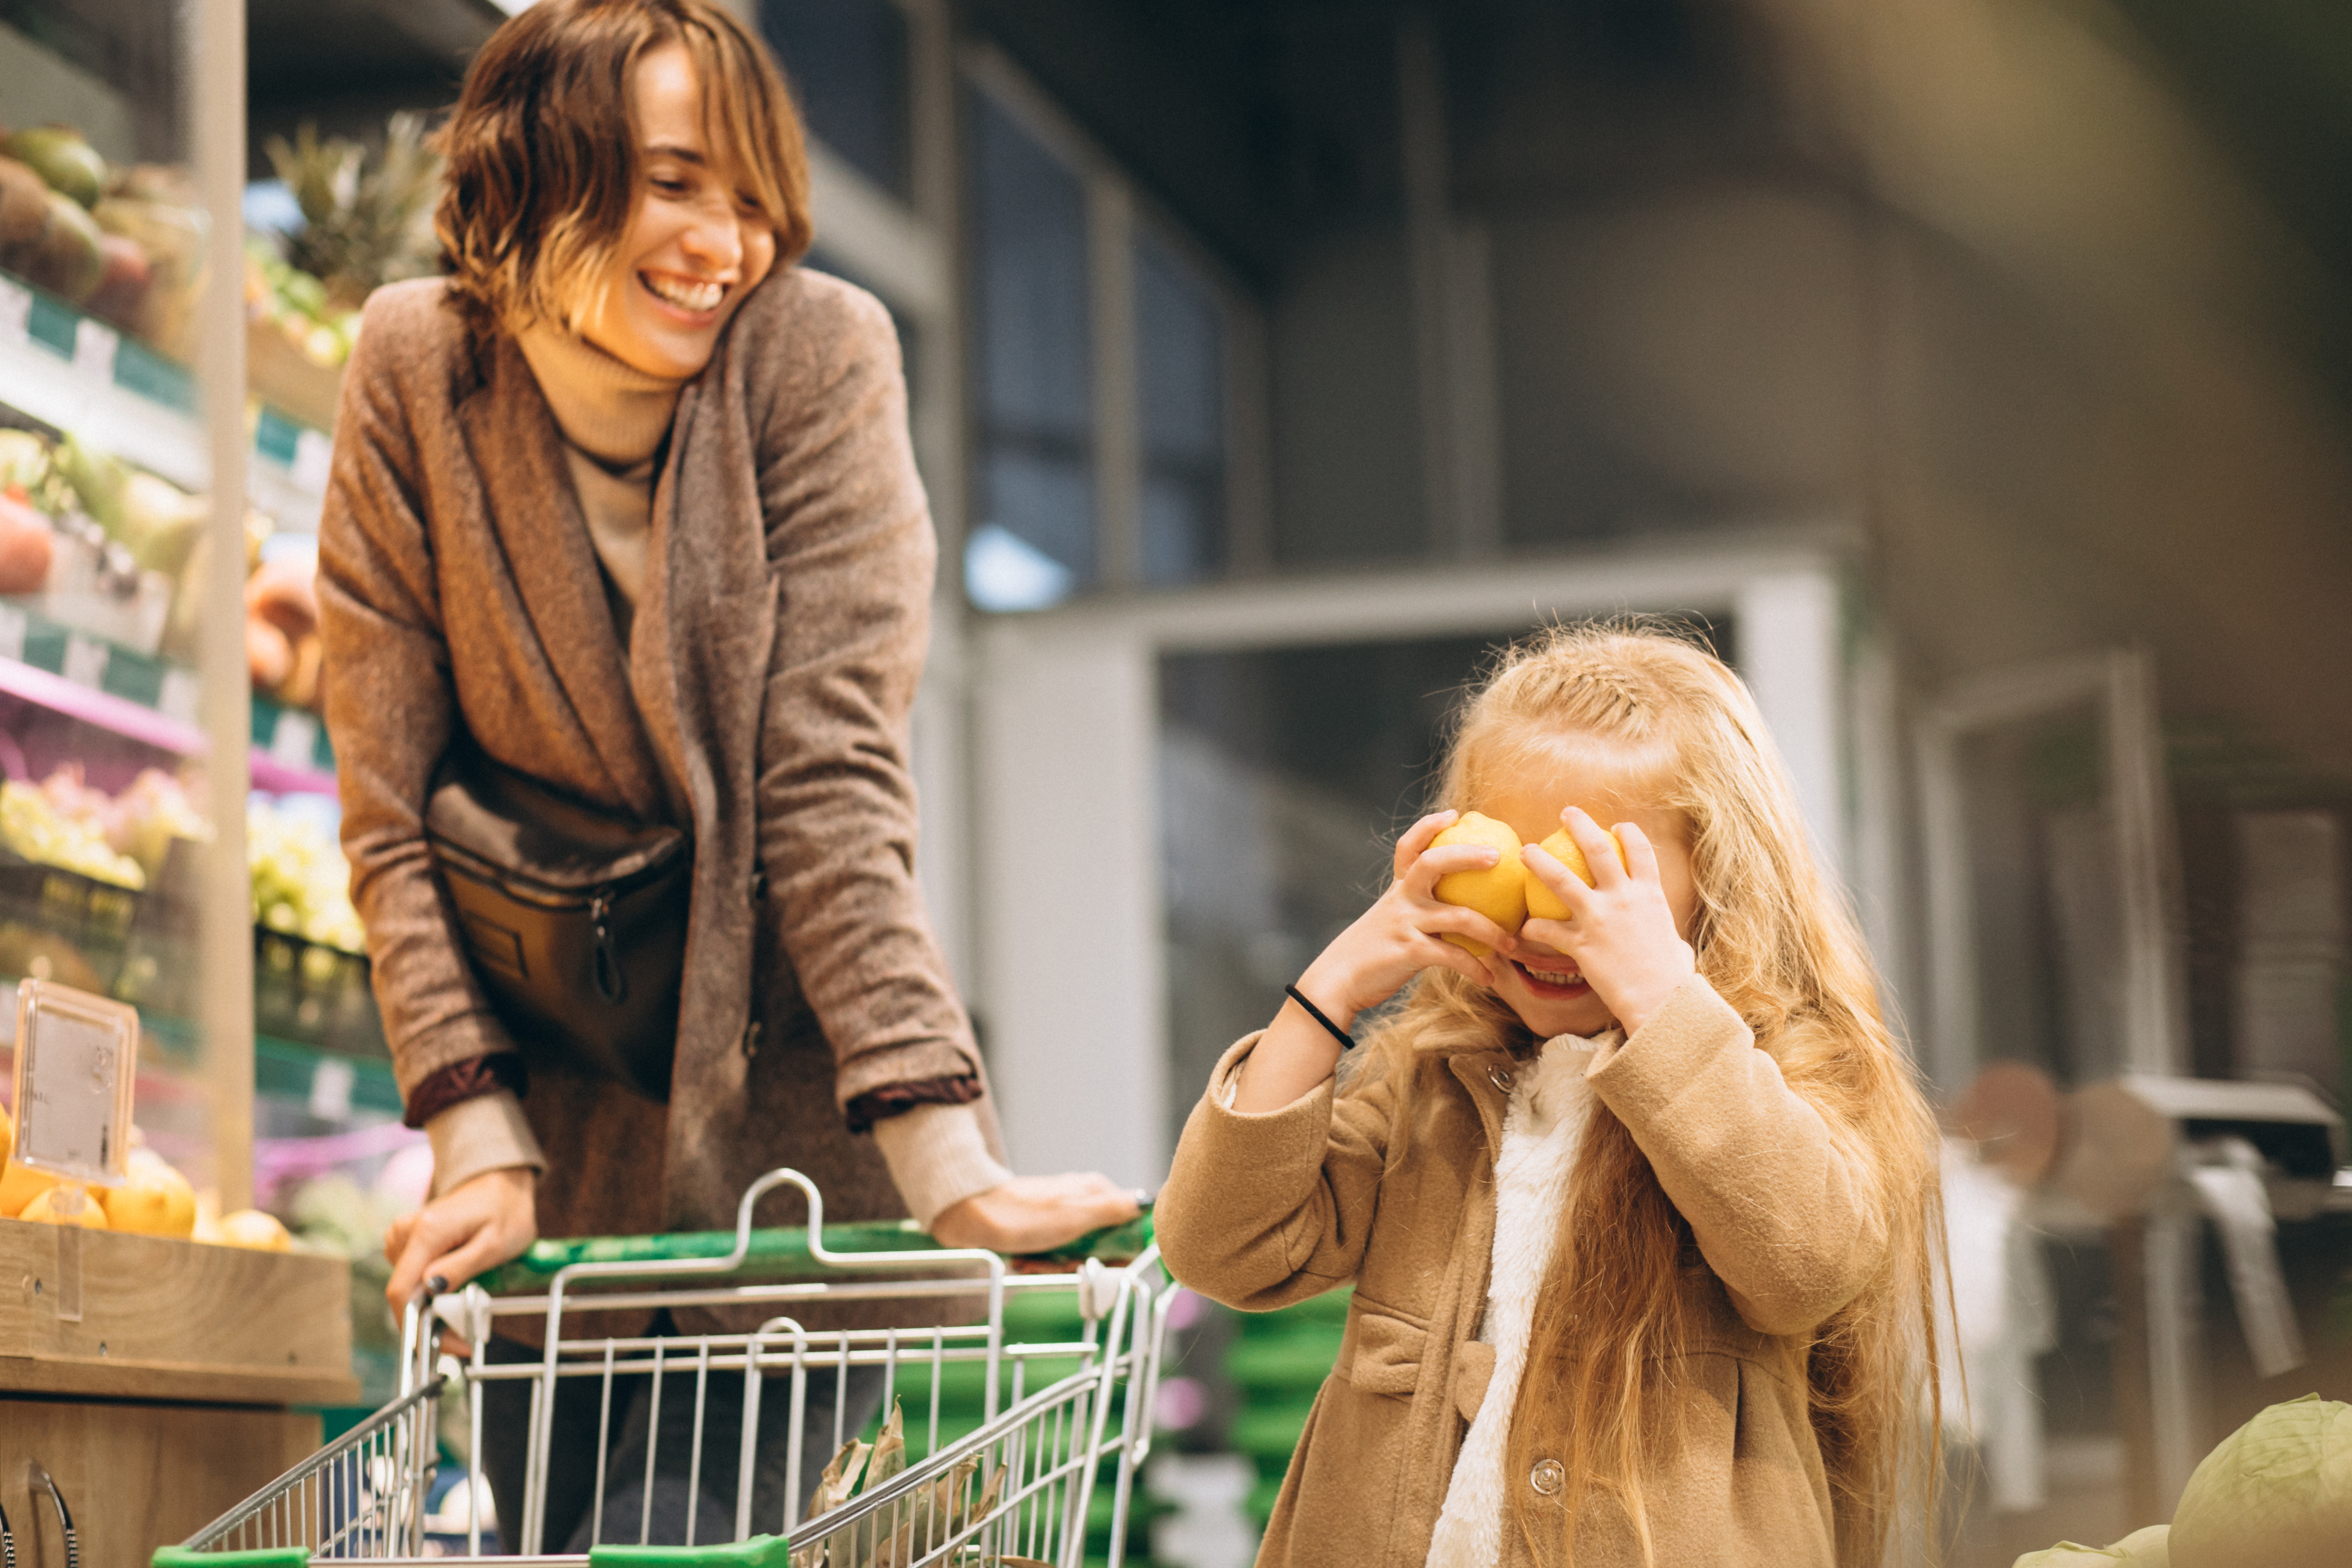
[1367,619,1941,1566]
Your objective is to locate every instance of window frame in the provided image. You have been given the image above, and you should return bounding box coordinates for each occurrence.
[961,42,1269,604]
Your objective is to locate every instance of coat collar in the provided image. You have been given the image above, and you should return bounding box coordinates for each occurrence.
[469,329,671,824]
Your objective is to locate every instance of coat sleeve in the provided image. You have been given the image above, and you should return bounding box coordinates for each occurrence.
[1585,976,1890,1337]
[745,280,983,1112]
[1155,1033,1396,1311]
[316,293,516,1097]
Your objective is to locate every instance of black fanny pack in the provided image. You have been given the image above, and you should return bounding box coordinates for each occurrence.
[423,740,691,1101]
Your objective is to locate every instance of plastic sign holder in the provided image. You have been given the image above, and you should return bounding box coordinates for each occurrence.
[8,978,138,1190]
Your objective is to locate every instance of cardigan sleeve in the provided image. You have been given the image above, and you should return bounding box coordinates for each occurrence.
[1155,1032,1396,1311]
[316,288,520,1099]
[1584,976,1892,1338]
[745,278,989,1115]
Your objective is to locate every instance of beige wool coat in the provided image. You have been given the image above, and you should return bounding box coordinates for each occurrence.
[1156,977,1890,1568]
[318,270,995,1271]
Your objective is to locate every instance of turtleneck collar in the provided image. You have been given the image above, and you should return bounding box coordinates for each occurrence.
[513,318,690,471]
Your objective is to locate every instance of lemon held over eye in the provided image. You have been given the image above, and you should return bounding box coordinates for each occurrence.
[1524,826,1626,921]
[1430,812,1526,957]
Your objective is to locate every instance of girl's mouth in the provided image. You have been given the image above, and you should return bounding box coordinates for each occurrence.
[1513,959,1589,1000]
[640,270,727,318]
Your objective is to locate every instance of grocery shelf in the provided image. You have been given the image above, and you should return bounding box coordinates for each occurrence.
[0,601,336,792]
[0,268,331,530]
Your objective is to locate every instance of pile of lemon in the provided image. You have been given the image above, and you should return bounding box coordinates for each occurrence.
[0,1100,291,1249]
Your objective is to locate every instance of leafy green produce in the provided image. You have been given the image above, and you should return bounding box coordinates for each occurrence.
[2169,1395,2350,1568]
[248,798,364,953]
[0,778,143,888]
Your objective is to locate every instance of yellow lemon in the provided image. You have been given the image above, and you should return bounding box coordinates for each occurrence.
[1430,811,1526,956]
[100,1150,197,1238]
[1524,827,1627,921]
[19,1183,107,1228]
[0,1104,61,1217]
[217,1209,292,1252]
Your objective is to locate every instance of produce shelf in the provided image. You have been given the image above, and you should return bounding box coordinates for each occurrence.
[0,602,336,791]
[0,267,331,529]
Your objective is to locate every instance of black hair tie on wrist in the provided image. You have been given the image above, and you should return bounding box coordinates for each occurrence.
[1285,984,1356,1051]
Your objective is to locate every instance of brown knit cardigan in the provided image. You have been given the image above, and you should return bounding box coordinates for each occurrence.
[318,268,996,1261]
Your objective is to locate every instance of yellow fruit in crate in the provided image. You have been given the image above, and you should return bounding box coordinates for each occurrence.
[19,1183,107,1228]
[217,1209,292,1251]
[1523,827,1627,921]
[1429,812,1526,957]
[1,1105,61,1217]
[100,1150,196,1238]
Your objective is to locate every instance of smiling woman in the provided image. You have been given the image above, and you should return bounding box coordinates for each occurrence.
[313,0,1138,1548]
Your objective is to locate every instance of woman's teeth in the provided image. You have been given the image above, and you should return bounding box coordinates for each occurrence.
[1521,962,1583,987]
[644,273,724,312]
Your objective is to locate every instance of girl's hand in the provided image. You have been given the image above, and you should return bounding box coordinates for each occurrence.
[1235,811,1514,1112]
[1519,808,1695,1037]
[1299,809,1518,1020]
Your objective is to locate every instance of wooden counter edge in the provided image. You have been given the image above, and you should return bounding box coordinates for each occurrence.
[0,1350,361,1407]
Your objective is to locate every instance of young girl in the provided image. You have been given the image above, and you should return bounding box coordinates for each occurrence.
[1156,624,1942,1568]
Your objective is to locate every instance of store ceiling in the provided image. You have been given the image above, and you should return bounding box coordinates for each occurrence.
[247,0,501,121]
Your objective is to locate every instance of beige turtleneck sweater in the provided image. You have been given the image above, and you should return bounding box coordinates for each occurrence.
[424,322,1011,1231]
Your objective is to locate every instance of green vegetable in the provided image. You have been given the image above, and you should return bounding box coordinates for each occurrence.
[2170,1396,2350,1568]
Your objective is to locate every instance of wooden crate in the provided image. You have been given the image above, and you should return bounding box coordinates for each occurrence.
[0,1398,320,1566]
[0,1216,359,1406]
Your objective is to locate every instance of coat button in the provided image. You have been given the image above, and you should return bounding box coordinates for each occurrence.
[1529,1458,1564,1496]
[1488,1064,1516,1093]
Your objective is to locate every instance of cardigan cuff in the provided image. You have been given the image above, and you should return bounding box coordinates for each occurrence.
[870,1102,1015,1228]
[426,1088,547,1198]
[402,1051,529,1130]
[844,1071,984,1134]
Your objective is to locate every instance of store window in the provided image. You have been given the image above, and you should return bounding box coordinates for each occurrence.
[967,92,1094,612]
[758,0,912,201]
[1136,229,1227,586]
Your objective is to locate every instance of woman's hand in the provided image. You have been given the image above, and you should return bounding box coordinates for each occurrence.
[1519,808,1695,1036]
[383,1166,539,1314]
[1234,810,1517,1111]
[931,1173,1142,1254]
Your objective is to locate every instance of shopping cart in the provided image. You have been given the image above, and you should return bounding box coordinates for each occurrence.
[155,1168,1177,1567]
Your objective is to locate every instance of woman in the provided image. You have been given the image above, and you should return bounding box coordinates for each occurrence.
[317,0,1136,1541]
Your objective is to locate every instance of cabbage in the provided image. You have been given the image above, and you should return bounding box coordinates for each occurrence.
[2011,1524,2167,1568]
[2170,1395,2351,1568]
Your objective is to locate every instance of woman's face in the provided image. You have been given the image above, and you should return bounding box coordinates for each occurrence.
[573,43,778,378]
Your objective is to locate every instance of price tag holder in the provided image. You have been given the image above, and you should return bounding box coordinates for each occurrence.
[61,633,109,691]
[269,707,319,769]
[71,317,119,383]
[0,277,30,346]
[158,666,200,726]
[8,979,138,1189]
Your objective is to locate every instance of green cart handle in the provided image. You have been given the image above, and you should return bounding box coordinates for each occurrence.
[156,1541,799,1567]
[476,1210,1155,1295]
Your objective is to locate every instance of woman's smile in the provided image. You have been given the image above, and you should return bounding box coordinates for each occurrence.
[638,268,729,318]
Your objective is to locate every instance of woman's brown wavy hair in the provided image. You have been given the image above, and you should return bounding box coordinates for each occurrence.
[1365,619,1943,1566]
[436,0,812,330]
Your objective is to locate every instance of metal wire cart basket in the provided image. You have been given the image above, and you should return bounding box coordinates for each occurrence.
[154,1169,1177,1567]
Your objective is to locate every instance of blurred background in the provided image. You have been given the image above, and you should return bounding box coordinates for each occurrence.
[4,0,2348,1560]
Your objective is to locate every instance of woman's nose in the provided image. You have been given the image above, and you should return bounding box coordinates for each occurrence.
[679,202,745,275]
